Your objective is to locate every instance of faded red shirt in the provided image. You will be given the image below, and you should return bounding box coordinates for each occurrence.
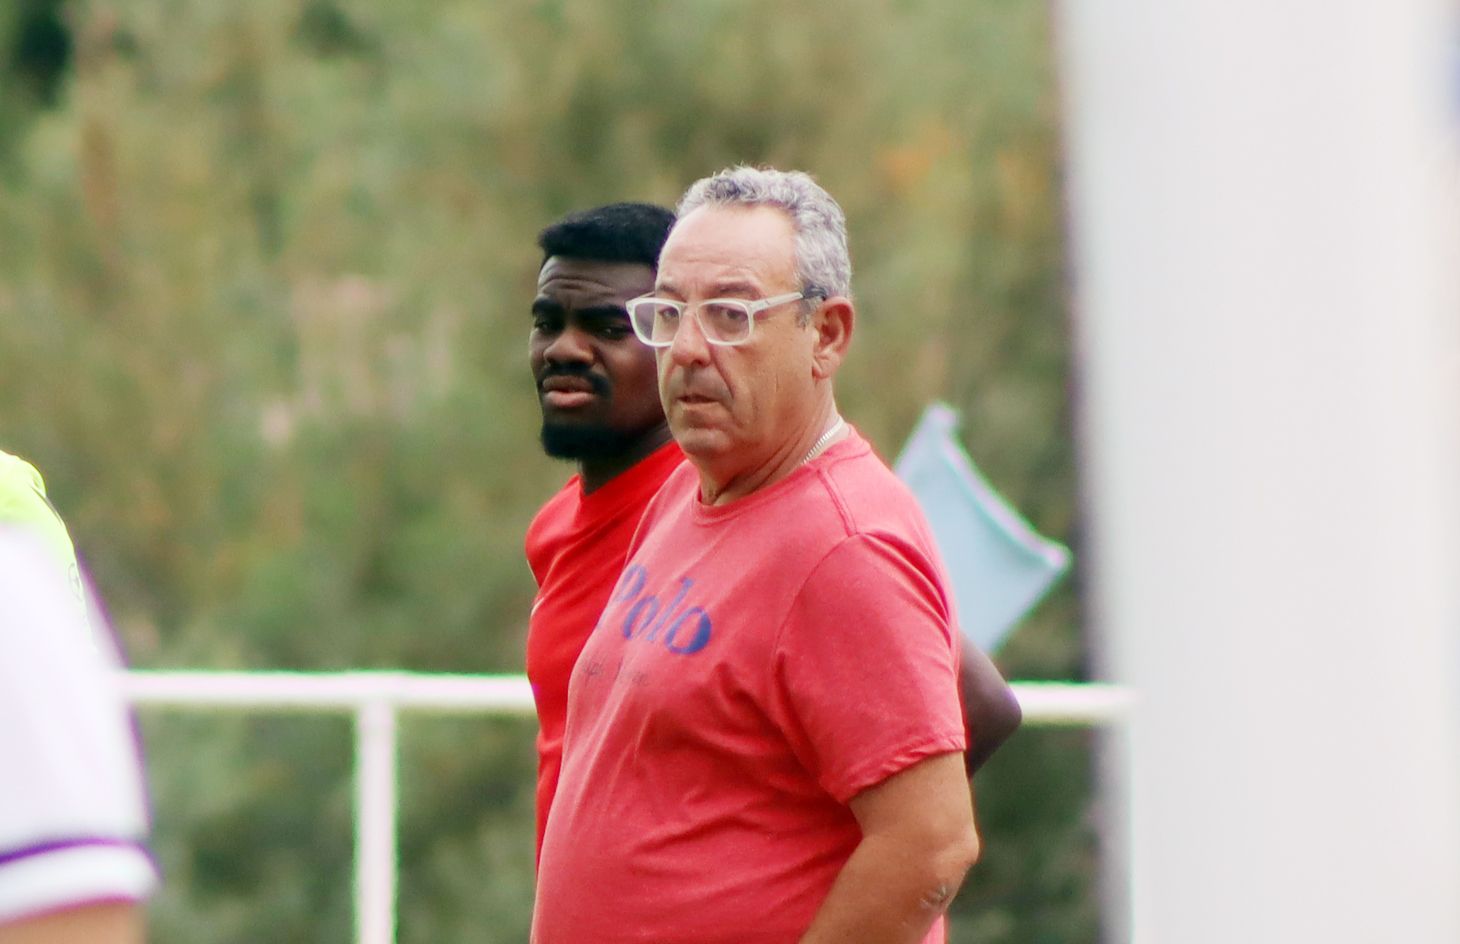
[533,431,965,944]
[524,441,684,860]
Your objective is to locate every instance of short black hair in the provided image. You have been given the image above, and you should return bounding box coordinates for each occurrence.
[537,202,675,270]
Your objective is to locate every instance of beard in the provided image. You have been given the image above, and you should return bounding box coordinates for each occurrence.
[540,421,646,460]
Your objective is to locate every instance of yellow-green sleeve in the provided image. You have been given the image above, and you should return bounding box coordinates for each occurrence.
[0,450,83,596]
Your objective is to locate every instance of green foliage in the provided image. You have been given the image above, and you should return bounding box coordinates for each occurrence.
[0,0,1097,941]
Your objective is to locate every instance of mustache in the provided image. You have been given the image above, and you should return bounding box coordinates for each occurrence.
[538,365,611,397]
[665,371,727,402]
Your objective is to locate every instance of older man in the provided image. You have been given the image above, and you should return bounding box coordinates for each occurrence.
[523,201,1020,870]
[532,169,980,944]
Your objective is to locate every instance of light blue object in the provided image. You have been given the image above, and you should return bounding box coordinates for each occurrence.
[893,402,1071,652]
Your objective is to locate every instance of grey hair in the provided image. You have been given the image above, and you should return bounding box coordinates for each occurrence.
[676,166,852,299]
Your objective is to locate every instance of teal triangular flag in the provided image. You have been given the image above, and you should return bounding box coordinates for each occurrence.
[894,403,1070,652]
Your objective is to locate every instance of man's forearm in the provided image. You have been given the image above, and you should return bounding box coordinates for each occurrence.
[797,829,977,944]
[0,902,144,944]
[960,635,1022,773]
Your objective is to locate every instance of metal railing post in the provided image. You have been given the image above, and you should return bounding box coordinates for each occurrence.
[355,697,398,944]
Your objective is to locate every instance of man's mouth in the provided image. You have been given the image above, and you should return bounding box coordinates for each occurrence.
[540,373,607,410]
[667,371,726,411]
[544,390,596,409]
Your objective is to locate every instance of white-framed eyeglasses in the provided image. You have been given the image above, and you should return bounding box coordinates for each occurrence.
[626,291,822,348]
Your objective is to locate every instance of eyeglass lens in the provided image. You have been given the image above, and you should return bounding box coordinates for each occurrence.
[633,300,754,345]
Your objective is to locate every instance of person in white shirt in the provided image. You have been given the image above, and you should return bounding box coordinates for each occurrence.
[0,530,156,944]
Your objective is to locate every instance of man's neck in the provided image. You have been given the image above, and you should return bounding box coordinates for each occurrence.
[694,403,845,507]
[579,424,674,494]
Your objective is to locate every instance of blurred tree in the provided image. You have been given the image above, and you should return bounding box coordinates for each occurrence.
[4,0,72,106]
[0,0,1096,941]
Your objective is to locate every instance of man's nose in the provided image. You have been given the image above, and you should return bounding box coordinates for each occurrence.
[543,325,593,365]
[667,308,712,367]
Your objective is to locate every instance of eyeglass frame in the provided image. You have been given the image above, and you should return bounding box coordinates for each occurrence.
[626,290,825,348]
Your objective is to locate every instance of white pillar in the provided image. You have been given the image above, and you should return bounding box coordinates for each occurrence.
[1056,2,1460,942]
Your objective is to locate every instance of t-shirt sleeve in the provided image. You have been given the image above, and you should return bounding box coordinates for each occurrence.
[0,453,84,607]
[0,533,157,926]
[769,533,966,804]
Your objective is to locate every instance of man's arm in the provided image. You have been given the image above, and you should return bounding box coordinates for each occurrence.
[0,902,144,944]
[959,635,1022,774]
[798,752,979,944]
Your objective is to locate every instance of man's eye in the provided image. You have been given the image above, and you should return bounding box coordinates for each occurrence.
[578,314,632,338]
[704,303,749,326]
[532,314,560,332]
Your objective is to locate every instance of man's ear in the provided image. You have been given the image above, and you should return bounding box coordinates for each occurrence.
[810,297,854,380]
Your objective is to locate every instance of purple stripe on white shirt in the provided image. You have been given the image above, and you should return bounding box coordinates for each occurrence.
[0,836,154,870]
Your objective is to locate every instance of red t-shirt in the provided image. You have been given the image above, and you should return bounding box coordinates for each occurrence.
[525,441,685,859]
[532,430,966,944]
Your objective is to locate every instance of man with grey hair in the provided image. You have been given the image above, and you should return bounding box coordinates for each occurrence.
[532,167,983,944]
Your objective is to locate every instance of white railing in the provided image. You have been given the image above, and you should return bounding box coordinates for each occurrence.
[119,671,1135,944]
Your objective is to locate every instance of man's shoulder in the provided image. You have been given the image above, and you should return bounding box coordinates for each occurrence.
[819,437,926,529]
[525,474,587,571]
[809,438,945,574]
[0,450,59,526]
[531,474,584,522]
[0,449,45,490]
[0,451,79,568]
